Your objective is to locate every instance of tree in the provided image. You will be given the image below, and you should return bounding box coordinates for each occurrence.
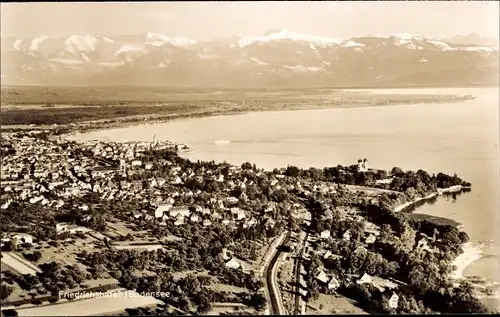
[1,284,13,300]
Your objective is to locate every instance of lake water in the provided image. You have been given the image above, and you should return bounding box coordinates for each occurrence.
[69,87,499,310]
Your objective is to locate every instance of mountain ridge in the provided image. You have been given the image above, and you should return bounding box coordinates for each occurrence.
[1,30,498,88]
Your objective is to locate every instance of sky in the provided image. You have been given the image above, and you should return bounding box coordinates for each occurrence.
[1,1,499,40]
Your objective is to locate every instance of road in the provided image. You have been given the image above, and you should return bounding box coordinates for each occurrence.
[1,252,41,275]
[263,231,290,315]
[293,231,309,315]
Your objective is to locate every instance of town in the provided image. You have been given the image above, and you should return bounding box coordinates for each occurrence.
[0,129,489,316]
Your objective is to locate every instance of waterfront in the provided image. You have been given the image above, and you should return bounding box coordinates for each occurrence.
[68,87,499,310]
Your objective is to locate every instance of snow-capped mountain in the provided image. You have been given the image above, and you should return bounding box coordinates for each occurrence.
[1,30,498,87]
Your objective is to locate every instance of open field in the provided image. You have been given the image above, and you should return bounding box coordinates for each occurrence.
[0,86,473,127]
[306,294,368,314]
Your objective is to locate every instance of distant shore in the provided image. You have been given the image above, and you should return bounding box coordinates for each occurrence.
[3,93,476,138]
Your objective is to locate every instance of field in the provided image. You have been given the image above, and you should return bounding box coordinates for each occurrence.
[0,86,472,127]
[306,294,368,314]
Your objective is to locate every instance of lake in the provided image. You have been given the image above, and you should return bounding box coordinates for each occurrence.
[69,87,499,309]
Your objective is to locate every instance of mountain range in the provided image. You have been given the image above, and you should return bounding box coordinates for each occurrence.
[1,29,499,88]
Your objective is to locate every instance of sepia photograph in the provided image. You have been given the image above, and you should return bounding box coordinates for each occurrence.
[0,1,499,316]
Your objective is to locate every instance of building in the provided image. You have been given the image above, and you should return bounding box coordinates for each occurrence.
[131,160,142,167]
[388,292,399,309]
[328,277,340,290]
[174,217,185,226]
[357,273,373,285]
[320,230,331,240]
[230,207,246,220]
[225,257,241,269]
[357,158,368,172]
[169,206,191,218]
[316,270,328,284]
[190,215,199,223]
[343,230,351,241]
[155,204,172,218]
[11,234,34,245]
[202,219,212,227]
[226,197,239,205]
[365,234,376,244]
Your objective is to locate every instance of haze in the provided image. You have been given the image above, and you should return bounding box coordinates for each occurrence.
[1,1,499,40]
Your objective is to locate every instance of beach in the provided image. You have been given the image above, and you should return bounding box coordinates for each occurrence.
[451,242,484,280]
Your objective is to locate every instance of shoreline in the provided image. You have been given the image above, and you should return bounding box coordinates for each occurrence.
[451,242,484,280]
[3,94,474,137]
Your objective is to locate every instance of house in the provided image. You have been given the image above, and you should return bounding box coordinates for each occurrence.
[133,211,143,219]
[343,230,351,241]
[225,257,241,269]
[131,160,142,167]
[56,222,70,233]
[221,248,231,261]
[415,237,432,252]
[169,206,191,218]
[328,277,340,290]
[247,217,257,227]
[357,273,373,285]
[316,270,328,284]
[145,163,153,170]
[365,234,376,244]
[155,204,172,218]
[203,219,212,227]
[320,230,331,240]
[226,197,239,205]
[230,207,246,220]
[174,217,185,226]
[193,205,203,213]
[201,208,210,215]
[388,292,399,309]
[323,250,333,260]
[190,215,199,223]
[222,219,231,225]
[12,234,34,245]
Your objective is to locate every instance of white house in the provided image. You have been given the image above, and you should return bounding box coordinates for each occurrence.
[145,163,153,170]
[388,292,399,309]
[343,230,351,241]
[323,250,333,260]
[365,234,376,244]
[320,230,331,240]
[328,277,340,290]
[56,222,70,233]
[231,207,246,220]
[12,234,34,245]
[225,257,241,269]
[131,160,142,167]
[155,204,172,218]
[169,206,191,218]
[316,270,329,284]
[174,217,185,226]
[357,273,373,285]
[190,214,199,223]
[221,248,231,261]
[201,208,211,215]
[226,197,239,205]
[203,219,212,227]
